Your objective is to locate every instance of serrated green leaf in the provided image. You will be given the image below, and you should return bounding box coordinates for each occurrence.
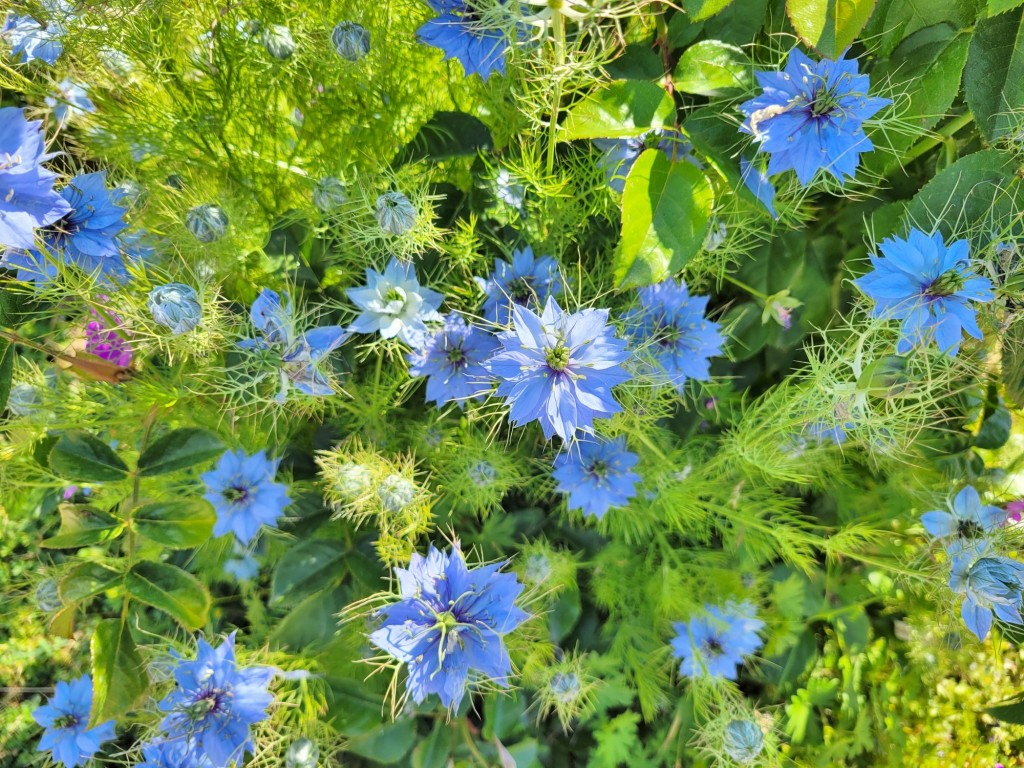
[124,561,210,630]
[270,586,348,650]
[787,0,877,59]
[59,561,122,603]
[683,0,735,21]
[613,149,713,289]
[131,500,215,548]
[965,7,1024,141]
[136,428,224,477]
[397,111,493,163]
[673,40,751,96]
[588,711,642,768]
[990,0,1024,15]
[561,81,675,140]
[326,675,387,737]
[90,618,148,726]
[271,539,348,603]
[41,505,124,549]
[49,430,129,483]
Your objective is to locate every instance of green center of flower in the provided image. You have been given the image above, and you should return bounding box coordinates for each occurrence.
[507,277,534,303]
[927,269,964,298]
[587,459,609,480]
[437,610,460,632]
[385,287,405,303]
[223,485,250,504]
[546,344,571,372]
[446,345,467,367]
[957,519,983,539]
[702,636,725,657]
[53,714,79,729]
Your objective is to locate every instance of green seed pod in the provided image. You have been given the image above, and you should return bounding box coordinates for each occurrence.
[723,719,764,764]
[261,24,296,60]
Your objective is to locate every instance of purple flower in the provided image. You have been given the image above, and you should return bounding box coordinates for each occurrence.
[552,436,640,519]
[0,107,70,250]
[202,449,291,544]
[407,313,496,408]
[85,310,133,367]
[484,297,632,441]
[476,246,563,327]
[624,278,723,394]
[417,0,511,80]
[33,675,116,768]
[854,229,994,356]
[670,601,765,680]
[347,257,443,347]
[241,288,349,401]
[739,49,890,185]
[157,633,275,766]
[369,544,528,709]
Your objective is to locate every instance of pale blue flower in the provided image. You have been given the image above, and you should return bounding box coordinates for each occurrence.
[347,257,443,347]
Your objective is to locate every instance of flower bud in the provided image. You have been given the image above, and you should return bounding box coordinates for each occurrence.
[8,382,42,417]
[186,203,229,242]
[704,220,727,251]
[375,191,416,235]
[148,283,203,335]
[549,672,580,703]
[333,462,373,500]
[467,460,498,488]
[113,178,146,209]
[332,21,370,61]
[378,474,416,513]
[723,719,764,764]
[261,24,296,60]
[286,738,320,768]
[524,552,551,585]
[313,177,347,212]
[35,578,61,612]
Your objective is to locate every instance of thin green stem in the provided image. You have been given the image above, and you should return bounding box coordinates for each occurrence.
[900,113,973,167]
[545,8,566,174]
[721,273,769,302]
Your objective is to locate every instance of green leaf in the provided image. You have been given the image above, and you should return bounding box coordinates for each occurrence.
[548,588,582,642]
[561,80,675,140]
[411,722,456,768]
[124,561,210,630]
[41,505,125,549]
[49,430,129,482]
[987,692,1024,723]
[345,718,417,764]
[588,711,642,768]
[90,618,148,726]
[483,691,527,741]
[270,587,349,650]
[59,562,122,603]
[326,675,387,737]
[786,0,877,59]
[613,149,713,289]
[965,7,1024,141]
[975,404,1013,449]
[682,0,736,21]
[990,0,1024,15]
[0,339,13,417]
[673,40,751,96]
[704,0,770,44]
[132,500,215,548]
[864,0,978,57]
[136,428,224,476]
[397,111,493,164]
[271,539,348,603]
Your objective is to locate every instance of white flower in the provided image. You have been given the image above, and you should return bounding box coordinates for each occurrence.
[346,257,443,347]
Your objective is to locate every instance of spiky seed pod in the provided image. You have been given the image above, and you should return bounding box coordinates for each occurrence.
[723,719,765,764]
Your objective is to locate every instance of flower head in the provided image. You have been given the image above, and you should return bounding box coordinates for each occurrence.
[202,449,291,544]
[347,257,443,347]
[485,297,632,441]
[949,542,1024,640]
[407,313,496,408]
[137,739,213,768]
[922,485,1004,554]
[375,191,417,235]
[0,107,70,251]
[186,203,229,242]
[2,10,64,64]
[240,288,349,401]
[157,633,275,766]
[625,278,723,393]
[378,473,417,513]
[260,24,295,59]
[670,601,765,680]
[739,49,890,185]
[45,79,94,125]
[594,130,700,193]
[369,544,529,709]
[85,311,133,367]
[286,738,320,768]
[723,719,765,764]
[854,229,994,356]
[149,283,202,334]
[552,436,640,520]
[477,247,563,327]
[33,675,116,768]
[417,0,511,80]
[332,21,370,61]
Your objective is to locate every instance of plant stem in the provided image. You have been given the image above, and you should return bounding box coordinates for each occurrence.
[545,8,566,174]
[721,273,769,301]
[900,113,973,167]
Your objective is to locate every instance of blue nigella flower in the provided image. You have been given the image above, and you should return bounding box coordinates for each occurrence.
[853,229,995,356]
[625,278,723,394]
[157,632,275,767]
[476,246,563,327]
[949,542,1024,641]
[739,49,890,185]
[0,106,70,250]
[240,288,349,401]
[739,156,777,219]
[202,449,291,544]
[137,738,213,768]
[922,485,1004,555]
[670,601,765,680]
[45,79,95,125]
[417,0,511,80]
[2,170,129,285]
[552,436,640,520]
[407,312,497,408]
[2,9,65,65]
[485,297,632,441]
[369,544,529,709]
[594,130,701,193]
[32,675,116,768]
[347,257,444,347]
